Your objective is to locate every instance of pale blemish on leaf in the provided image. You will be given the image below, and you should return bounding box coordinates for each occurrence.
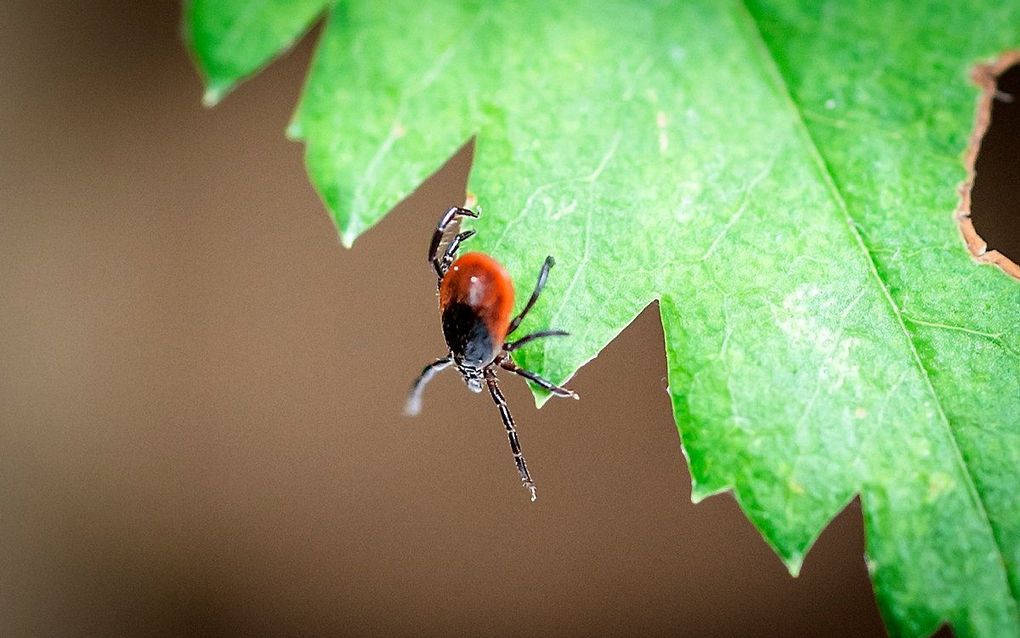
[927,472,956,502]
[656,110,669,154]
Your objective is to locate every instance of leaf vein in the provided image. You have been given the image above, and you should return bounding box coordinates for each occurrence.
[739,0,1019,611]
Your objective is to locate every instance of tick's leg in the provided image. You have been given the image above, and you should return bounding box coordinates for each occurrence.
[429,206,479,277]
[435,230,476,285]
[499,358,578,399]
[506,256,554,336]
[485,370,537,502]
[504,329,569,352]
[404,356,453,416]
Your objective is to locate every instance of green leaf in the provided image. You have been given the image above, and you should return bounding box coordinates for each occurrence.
[185,0,329,105]
[184,1,1020,636]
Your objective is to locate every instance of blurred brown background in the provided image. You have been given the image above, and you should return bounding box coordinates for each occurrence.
[3,2,1015,636]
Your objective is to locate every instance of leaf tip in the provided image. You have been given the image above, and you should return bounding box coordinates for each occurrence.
[781,552,805,577]
[286,118,305,141]
[330,204,364,249]
[689,481,727,504]
[339,229,358,249]
[201,82,231,108]
[531,388,553,409]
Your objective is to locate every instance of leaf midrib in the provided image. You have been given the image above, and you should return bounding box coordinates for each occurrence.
[735,0,1019,611]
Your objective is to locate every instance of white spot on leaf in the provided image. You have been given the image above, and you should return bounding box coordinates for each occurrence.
[656,110,669,154]
[777,284,860,392]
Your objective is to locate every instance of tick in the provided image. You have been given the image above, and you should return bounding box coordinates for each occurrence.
[404,206,578,501]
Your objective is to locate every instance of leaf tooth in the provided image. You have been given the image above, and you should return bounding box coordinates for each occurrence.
[202,82,230,108]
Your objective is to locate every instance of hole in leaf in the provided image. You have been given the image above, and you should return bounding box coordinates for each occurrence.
[960,53,1020,280]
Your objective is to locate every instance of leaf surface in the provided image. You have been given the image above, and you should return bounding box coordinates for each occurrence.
[185,2,1020,635]
[186,0,329,104]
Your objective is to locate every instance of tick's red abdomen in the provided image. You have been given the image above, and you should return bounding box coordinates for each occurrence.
[439,252,515,366]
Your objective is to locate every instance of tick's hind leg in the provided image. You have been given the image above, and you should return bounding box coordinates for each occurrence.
[504,329,569,352]
[499,358,578,399]
[429,206,478,277]
[507,256,554,336]
[485,370,537,501]
[404,356,453,416]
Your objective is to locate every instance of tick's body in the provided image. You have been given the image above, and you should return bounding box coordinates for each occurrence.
[405,206,578,501]
[440,252,514,369]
